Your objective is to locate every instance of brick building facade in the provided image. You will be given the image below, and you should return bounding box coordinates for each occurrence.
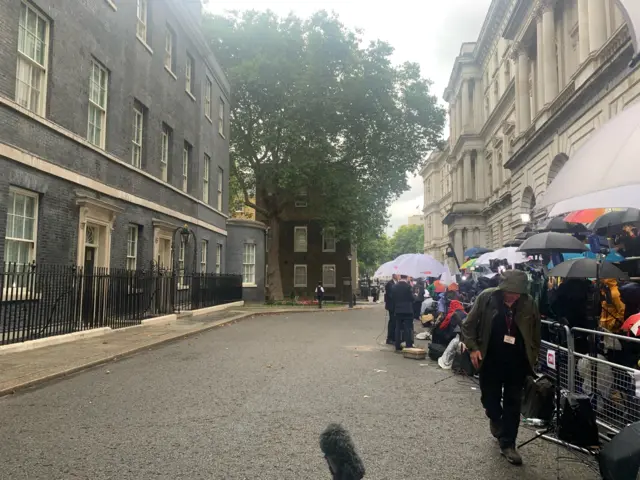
[0,0,233,277]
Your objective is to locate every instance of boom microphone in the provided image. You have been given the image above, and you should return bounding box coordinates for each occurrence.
[319,423,365,480]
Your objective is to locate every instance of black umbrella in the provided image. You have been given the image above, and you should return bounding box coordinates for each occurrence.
[517,232,589,254]
[589,208,640,235]
[503,238,522,247]
[548,258,628,279]
[535,216,588,234]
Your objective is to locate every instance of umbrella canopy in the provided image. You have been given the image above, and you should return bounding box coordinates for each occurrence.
[464,247,492,258]
[621,313,640,336]
[589,208,640,234]
[541,99,640,215]
[476,247,528,266]
[548,258,629,279]
[534,216,587,234]
[564,208,608,224]
[517,232,589,254]
[460,258,477,270]
[388,253,445,278]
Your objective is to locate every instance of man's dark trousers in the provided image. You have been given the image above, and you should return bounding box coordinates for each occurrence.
[386,309,396,342]
[479,364,526,448]
[394,313,414,350]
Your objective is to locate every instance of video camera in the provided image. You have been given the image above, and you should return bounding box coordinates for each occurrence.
[489,258,510,273]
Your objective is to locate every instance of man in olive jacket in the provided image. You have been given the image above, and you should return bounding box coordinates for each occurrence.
[461,270,541,466]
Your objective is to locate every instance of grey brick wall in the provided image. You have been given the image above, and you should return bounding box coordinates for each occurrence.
[227,220,266,303]
[0,159,227,273]
[0,0,232,268]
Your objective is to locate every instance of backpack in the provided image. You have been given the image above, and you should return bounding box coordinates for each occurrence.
[428,342,446,361]
[452,349,477,377]
[521,375,554,422]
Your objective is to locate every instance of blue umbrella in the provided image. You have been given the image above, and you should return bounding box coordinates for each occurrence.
[464,247,492,258]
[547,248,625,268]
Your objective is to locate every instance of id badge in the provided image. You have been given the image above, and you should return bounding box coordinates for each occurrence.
[503,335,516,345]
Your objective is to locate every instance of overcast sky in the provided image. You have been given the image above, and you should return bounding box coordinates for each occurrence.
[205,0,493,234]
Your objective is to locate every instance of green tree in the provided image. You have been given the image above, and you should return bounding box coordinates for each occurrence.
[203,11,445,299]
[357,232,391,276]
[389,224,424,259]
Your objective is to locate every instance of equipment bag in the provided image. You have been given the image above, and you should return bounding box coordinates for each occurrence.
[427,342,446,361]
[452,349,477,377]
[558,393,600,447]
[521,375,554,422]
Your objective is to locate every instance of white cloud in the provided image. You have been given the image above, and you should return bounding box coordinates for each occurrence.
[206,0,492,234]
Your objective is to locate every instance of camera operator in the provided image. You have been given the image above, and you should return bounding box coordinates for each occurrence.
[461,270,541,466]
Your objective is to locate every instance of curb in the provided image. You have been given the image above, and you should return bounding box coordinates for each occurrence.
[0,305,370,397]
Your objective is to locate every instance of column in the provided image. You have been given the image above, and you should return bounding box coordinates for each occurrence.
[541,0,558,104]
[578,0,590,62]
[453,229,463,264]
[588,0,607,53]
[514,43,531,133]
[461,79,471,130]
[456,162,464,202]
[450,103,456,141]
[476,150,485,200]
[536,13,545,111]
[451,165,458,202]
[463,152,472,200]
[456,99,463,139]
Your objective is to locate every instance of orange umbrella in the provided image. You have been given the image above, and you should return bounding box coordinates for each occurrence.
[433,280,446,293]
[564,209,607,224]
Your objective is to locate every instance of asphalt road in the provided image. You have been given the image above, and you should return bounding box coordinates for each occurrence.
[0,308,599,479]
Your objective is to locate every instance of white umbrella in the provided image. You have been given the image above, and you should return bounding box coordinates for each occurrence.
[541,99,640,215]
[390,253,445,278]
[373,254,412,278]
[618,1,640,63]
[476,247,528,267]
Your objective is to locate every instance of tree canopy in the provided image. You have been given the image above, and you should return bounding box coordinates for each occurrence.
[358,224,425,276]
[203,10,444,298]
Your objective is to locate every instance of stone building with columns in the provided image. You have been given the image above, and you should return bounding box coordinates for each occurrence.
[422,0,638,262]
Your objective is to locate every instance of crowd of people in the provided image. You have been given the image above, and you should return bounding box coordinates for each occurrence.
[381,261,640,467]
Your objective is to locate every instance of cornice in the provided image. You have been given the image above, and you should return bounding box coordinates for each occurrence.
[505,27,633,171]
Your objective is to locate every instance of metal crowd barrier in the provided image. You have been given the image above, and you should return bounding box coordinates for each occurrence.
[535,321,640,436]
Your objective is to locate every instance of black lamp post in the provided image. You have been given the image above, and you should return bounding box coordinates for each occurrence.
[347,254,353,309]
[170,224,197,274]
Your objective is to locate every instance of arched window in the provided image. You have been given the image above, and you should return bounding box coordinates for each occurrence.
[547,153,569,186]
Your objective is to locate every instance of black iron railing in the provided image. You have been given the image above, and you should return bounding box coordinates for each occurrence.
[0,263,243,346]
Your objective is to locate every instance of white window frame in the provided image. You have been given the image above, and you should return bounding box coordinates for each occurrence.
[87,59,108,148]
[242,243,256,286]
[293,264,307,288]
[322,264,336,288]
[203,154,210,203]
[217,167,223,211]
[293,226,307,253]
[200,240,208,273]
[185,54,194,95]
[15,2,50,116]
[218,98,225,136]
[132,107,143,168]
[204,77,213,121]
[164,27,174,73]
[215,243,222,274]
[126,225,138,271]
[322,228,336,253]
[182,143,189,192]
[160,125,169,182]
[136,0,148,43]
[4,187,38,268]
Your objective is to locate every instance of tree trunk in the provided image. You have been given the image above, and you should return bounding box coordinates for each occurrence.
[266,216,284,301]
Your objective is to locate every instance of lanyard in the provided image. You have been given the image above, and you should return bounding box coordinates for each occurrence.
[505,307,514,336]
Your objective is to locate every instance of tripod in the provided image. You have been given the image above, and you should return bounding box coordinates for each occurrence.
[518,321,586,452]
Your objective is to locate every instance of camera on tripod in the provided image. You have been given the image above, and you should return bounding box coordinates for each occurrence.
[489,258,510,273]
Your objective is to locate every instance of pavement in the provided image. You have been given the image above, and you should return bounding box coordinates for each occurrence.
[0,307,599,479]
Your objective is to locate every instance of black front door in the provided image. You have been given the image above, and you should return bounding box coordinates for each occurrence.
[82,246,96,325]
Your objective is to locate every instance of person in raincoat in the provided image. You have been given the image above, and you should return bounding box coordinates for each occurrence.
[600,278,625,333]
